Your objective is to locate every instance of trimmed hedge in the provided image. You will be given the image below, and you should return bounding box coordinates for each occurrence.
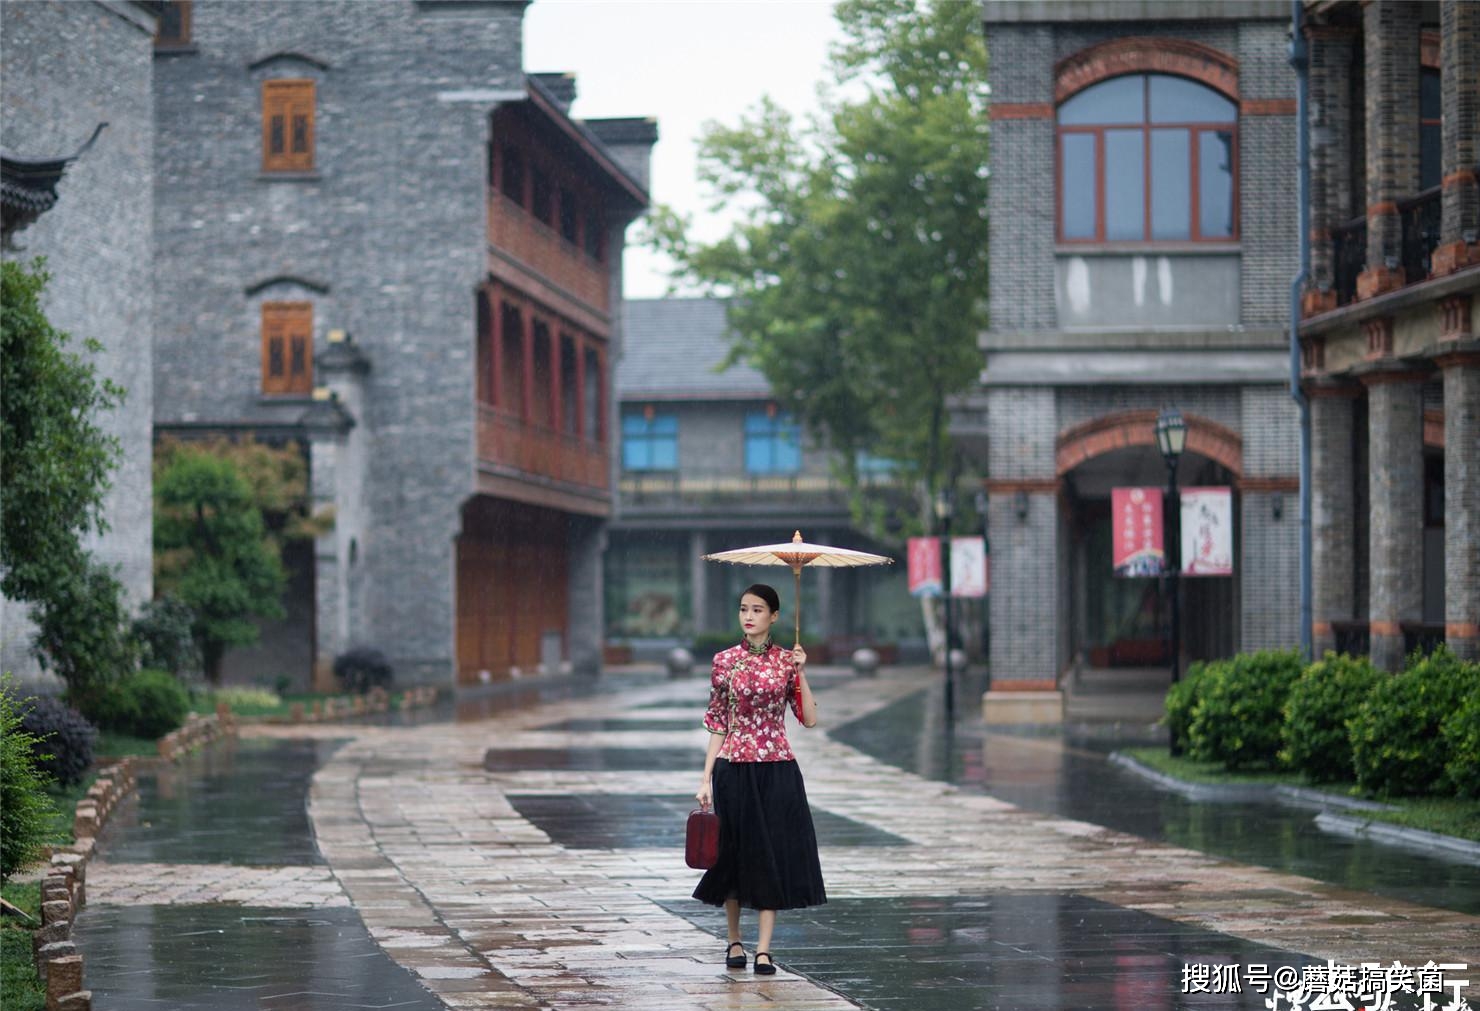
[1164,660,1212,755]
[1188,649,1304,771]
[1442,689,1480,799]
[88,669,190,740]
[1350,647,1476,798]
[1280,652,1381,783]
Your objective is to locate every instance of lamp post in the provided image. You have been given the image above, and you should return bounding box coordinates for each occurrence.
[1154,408,1187,685]
[935,487,955,724]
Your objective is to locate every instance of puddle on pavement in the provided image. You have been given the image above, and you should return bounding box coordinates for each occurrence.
[510,792,909,850]
[73,904,444,1011]
[97,737,343,866]
[482,746,700,771]
[831,686,1480,916]
[661,892,1318,1011]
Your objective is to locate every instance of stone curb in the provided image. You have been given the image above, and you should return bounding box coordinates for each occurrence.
[246,685,440,725]
[1109,752,1479,864]
[33,710,239,1011]
[1314,812,1480,865]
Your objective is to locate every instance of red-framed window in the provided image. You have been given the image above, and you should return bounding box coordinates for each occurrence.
[1057,74,1238,243]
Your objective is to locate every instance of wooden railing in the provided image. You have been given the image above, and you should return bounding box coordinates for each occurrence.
[487,193,609,311]
[478,405,609,493]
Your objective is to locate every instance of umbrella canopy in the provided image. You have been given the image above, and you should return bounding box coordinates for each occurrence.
[703,531,893,646]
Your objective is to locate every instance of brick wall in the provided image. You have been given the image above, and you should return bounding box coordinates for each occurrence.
[1,1,156,683]
[1441,357,1479,659]
[1361,1,1421,286]
[154,0,525,682]
[1364,374,1425,670]
[1310,390,1358,653]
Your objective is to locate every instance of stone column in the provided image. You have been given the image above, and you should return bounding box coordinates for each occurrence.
[1431,0,1480,276]
[1305,24,1358,312]
[1435,297,1479,660]
[567,517,605,676]
[1358,0,1421,299]
[1310,385,1360,656]
[1362,369,1427,670]
[689,530,708,637]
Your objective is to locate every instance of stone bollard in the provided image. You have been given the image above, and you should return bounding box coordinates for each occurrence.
[353,695,367,715]
[851,648,880,676]
[40,900,71,928]
[46,953,84,1007]
[71,805,98,841]
[666,647,694,678]
[56,993,92,1011]
[290,702,305,723]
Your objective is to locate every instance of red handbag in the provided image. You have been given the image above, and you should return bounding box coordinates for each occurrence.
[685,806,719,869]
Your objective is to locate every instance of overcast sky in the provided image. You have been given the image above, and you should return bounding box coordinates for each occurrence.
[522,0,845,299]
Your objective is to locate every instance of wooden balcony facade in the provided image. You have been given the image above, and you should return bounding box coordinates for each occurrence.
[487,194,609,315]
[477,405,609,497]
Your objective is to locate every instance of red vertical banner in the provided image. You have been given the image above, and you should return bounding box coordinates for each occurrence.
[1111,487,1165,577]
[907,537,942,598]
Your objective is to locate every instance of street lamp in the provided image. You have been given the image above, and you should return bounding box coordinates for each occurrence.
[1154,408,1187,685]
[935,486,955,724]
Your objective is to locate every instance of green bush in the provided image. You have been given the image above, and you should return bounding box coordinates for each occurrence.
[132,595,200,677]
[1442,688,1480,799]
[1280,652,1381,783]
[18,695,97,788]
[0,677,58,880]
[89,670,190,740]
[1350,646,1476,798]
[32,558,137,719]
[1188,648,1304,771]
[1164,659,1216,754]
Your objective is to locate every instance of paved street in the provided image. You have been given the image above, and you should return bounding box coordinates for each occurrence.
[76,669,1479,1010]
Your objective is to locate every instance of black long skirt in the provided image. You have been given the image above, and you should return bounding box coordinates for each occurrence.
[692,758,827,911]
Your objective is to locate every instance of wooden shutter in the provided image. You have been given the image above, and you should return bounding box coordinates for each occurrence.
[261,302,313,395]
[155,1,192,46]
[262,80,315,172]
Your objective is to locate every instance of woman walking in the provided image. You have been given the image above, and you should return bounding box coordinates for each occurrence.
[693,583,825,975]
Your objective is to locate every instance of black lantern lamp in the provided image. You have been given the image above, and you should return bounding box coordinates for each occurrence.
[1154,408,1186,688]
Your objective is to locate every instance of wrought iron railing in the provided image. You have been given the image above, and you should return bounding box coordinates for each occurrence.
[1328,185,1442,308]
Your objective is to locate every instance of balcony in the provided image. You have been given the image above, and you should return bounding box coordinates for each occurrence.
[487,193,609,312]
[1330,186,1442,307]
[477,405,608,495]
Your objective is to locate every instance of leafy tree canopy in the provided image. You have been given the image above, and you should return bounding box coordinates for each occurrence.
[648,0,990,538]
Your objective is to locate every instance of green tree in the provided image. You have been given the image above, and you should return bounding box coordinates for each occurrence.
[649,0,990,537]
[1,260,135,705]
[154,447,286,684]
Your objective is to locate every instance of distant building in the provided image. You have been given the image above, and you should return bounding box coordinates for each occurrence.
[1298,0,1480,668]
[1,0,158,685]
[955,2,1305,706]
[150,0,654,687]
[609,298,922,663]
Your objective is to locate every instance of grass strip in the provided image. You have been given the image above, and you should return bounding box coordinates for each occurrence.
[1,881,45,1011]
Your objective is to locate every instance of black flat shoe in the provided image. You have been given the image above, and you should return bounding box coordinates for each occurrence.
[753,952,776,975]
[725,941,746,969]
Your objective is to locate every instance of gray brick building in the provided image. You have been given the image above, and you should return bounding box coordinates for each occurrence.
[151,1,652,687]
[953,2,1305,713]
[1,1,158,686]
[1298,0,1480,668]
[611,298,923,663]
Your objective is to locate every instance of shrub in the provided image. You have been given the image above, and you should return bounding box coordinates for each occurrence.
[1164,659,1216,754]
[18,695,97,788]
[1188,648,1304,771]
[1280,652,1381,783]
[333,648,392,694]
[1350,646,1476,798]
[1,677,58,880]
[692,632,740,658]
[32,558,137,718]
[132,595,200,677]
[210,687,281,712]
[89,670,190,740]
[1441,687,1480,798]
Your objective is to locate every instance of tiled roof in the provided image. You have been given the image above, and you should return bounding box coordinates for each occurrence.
[618,298,774,400]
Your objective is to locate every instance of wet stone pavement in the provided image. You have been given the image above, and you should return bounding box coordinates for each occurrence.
[73,669,1479,1010]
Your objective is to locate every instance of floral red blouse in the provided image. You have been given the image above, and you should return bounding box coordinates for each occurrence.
[703,642,806,763]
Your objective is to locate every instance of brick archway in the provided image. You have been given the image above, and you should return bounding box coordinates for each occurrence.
[1055,37,1240,103]
[1055,409,1243,477]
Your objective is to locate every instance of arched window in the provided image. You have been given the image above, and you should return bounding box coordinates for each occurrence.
[1058,74,1237,243]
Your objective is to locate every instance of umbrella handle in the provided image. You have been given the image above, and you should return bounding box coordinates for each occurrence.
[793,564,802,649]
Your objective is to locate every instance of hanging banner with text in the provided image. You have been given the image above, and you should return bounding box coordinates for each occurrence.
[1180,486,1234,576]
[950,537,988,597]
[1112,487,1165,577]
[907,536,943,598]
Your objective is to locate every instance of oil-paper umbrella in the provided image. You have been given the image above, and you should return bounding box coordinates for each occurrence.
[703,531,894,648]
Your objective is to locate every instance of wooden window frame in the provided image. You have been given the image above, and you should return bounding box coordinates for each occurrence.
[1056,75,1240,245]
[262,79,316,173]
[155,0,192,47]
[261,301,313,396]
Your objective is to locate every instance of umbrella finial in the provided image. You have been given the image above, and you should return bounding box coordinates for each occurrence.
[793,530,803,543]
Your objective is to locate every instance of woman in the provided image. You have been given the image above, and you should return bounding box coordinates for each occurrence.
[693,583,825,976]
